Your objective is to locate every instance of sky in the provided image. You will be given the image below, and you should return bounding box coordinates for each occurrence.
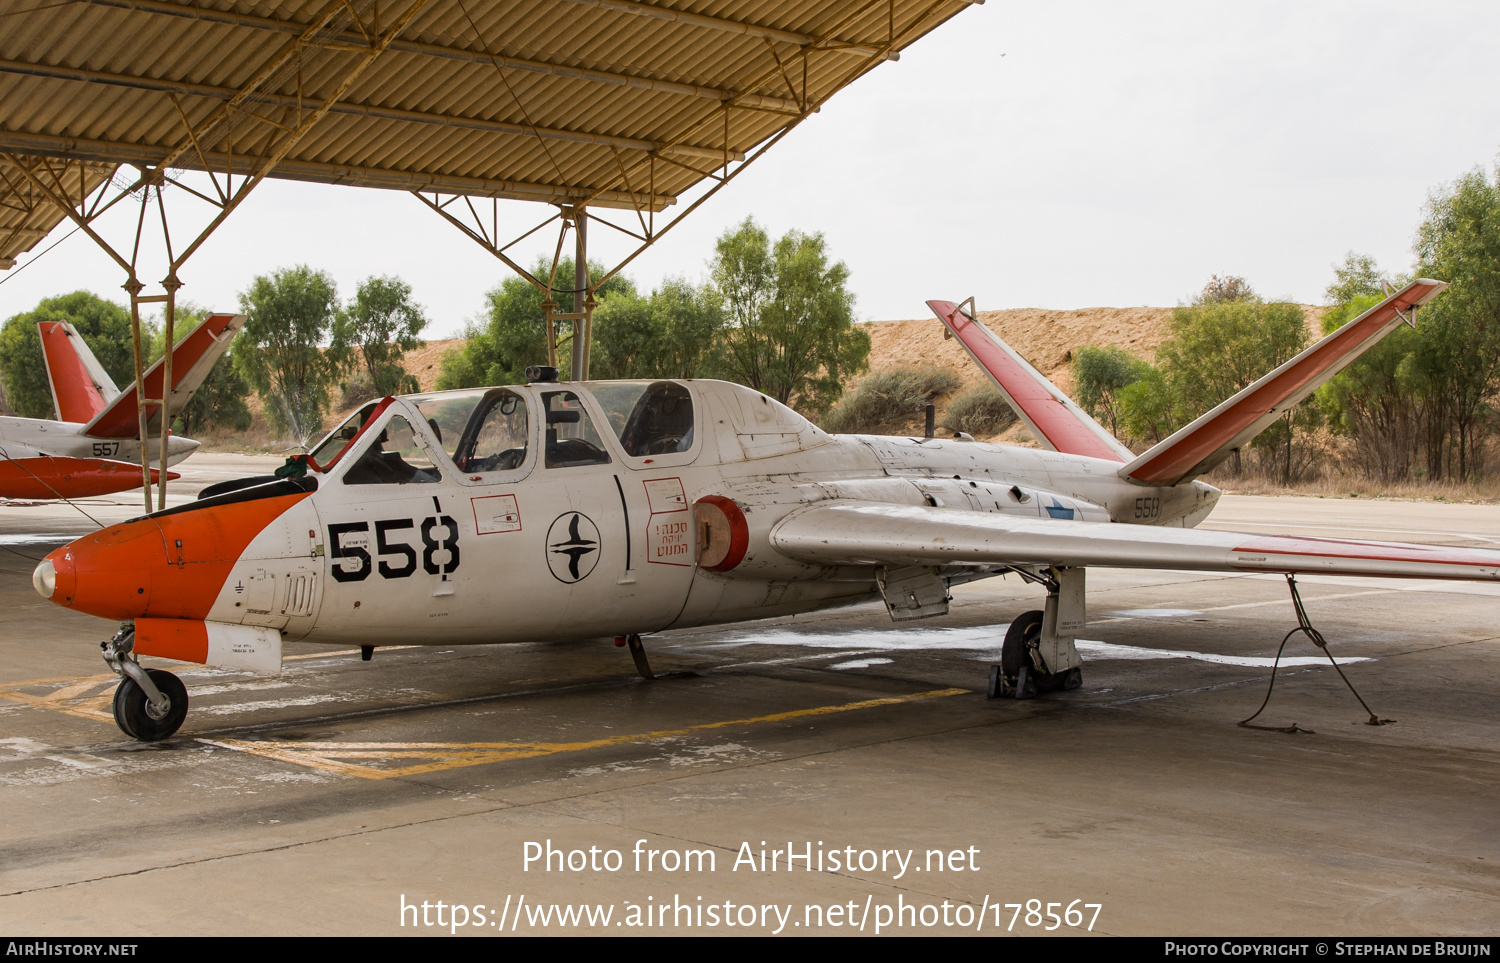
[3,1,1499,338]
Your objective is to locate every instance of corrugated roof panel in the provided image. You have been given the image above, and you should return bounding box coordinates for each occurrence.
[0,0,978,259]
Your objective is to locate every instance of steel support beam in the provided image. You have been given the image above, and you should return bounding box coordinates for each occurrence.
[4,0,435,509]
[0,60,744,163]
[571,208,588,381]
[0,130,675,211]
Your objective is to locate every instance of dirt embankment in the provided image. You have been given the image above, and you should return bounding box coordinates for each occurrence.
[863,306,1180,397]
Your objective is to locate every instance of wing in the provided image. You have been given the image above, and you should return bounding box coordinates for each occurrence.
[770,501,1500,581]
[927,299,1133,462]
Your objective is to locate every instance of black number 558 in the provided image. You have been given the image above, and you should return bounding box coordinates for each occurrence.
[329,516,459,583]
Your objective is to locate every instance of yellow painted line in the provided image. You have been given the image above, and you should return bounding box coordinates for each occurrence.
[42,677,116,702]
[0,647,427,726]
[0,673,116,688]
[0,688,114,723]
[201,687,972,780]
[0,672,117,722]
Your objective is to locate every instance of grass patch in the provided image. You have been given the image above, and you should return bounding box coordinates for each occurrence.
[821,366,962,434]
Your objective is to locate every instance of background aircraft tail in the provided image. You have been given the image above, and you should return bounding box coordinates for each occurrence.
[37,320,120,424]
[1119,279,1448,487]
[82,313,246,440]
[926,299,1134,462]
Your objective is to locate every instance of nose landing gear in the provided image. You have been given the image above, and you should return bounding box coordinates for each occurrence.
[102,625,189,741]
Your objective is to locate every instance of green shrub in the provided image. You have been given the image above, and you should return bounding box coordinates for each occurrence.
[942,383,1018,437]
[820,366,961,434]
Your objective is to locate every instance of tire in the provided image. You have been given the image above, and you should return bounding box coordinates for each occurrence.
[1001,610,1045,684]
[111,681,138,739]
[113,669,188,741]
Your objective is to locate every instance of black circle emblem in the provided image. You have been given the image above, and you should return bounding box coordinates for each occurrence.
[546,512,601,583]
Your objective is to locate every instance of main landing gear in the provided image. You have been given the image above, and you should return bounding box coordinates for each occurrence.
[103,625,188,741]
[989,609,1083,699]
[987,565,1088,700]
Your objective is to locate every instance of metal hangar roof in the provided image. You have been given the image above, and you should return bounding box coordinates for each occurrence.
[0,0,982,266]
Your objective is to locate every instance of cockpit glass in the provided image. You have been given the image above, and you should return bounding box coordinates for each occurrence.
[410,390,486,462]
[458,390,531,474]
[342,415,442,485]
[587,381,695,457]
[307,400,381,469]
[541,391,611,468]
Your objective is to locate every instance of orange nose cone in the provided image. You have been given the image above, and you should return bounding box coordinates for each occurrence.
[44,520,166,620]
[42,486,317,623]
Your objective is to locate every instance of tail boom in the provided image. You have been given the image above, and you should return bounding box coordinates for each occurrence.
[926,300,1132,462]
[83,313,244,440]
[1120,279,1447,487]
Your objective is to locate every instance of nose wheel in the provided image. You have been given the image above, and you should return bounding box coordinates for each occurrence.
[112,669,189,741]
[101,625,190,741]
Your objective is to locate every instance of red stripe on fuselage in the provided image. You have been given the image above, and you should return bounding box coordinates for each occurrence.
[134,618,210,663]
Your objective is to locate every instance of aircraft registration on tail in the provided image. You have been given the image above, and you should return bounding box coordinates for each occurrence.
[0,313,243,499]
[30,279,1478,742]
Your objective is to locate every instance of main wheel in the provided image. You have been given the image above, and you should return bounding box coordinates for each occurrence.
[1001,609,1045,686]
[1000,610,1071,694]
[112,669,188,741]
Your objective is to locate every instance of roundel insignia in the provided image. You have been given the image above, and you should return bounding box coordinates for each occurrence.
[546,512,601,583]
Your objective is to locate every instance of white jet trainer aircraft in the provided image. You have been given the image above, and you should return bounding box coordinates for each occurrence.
[33,279,1491,742]
[0,313,244,499]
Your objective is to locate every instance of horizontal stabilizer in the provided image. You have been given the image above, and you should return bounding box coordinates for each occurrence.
[38,320,119,423]
[1120,280,1448,487]
[771,501,1500,582]
[83,314,245,440]
[927,300,1132,462]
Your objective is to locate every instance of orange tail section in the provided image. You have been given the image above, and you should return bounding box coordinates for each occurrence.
[83,313,245,440]
[1120,279,1448,487]
[37,320,118,423]
[926,299,1133,462]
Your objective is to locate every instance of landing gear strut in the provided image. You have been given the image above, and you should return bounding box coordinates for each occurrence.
[102,625,188,741]
[987,566,1087,700]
